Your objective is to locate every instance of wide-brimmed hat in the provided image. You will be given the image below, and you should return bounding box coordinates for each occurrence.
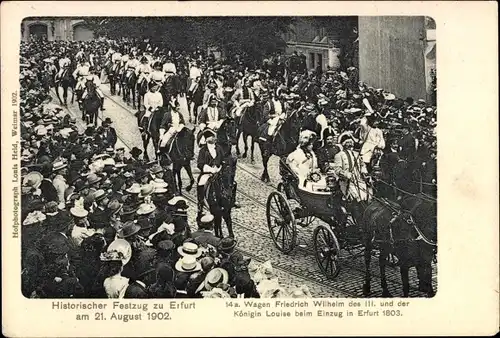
[139,184,154,198]
[22,171,43,189]
[203,268,229,291]
[218,237,237,253]
[136,202,157,215]
[175,255,202,273]
[107,239,132,265]
[107,199,123,215]
[116,221,141,239]
[150,165,164,175]
[152,178,168,191]
[177,242,203,258]
[93,189,108,203]
[86,173,102,186]
[125,183,142,194]
[200,213,215,225]
[52,160,67,172]
[130,147,143,158]
[167,196,188,209]
[70,207,88,218]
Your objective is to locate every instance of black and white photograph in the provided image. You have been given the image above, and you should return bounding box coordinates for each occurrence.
[17,15,439,300]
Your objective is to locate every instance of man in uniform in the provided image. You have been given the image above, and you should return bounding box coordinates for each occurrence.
[82,66,106,111]
[73,57,91,98]
[198,95,227,142]
[158,98,186,150]
[317,127,341,173]
[259,90,286,142]
[230,77,255,120]
[55,52,71,82]
[196,129,225,218]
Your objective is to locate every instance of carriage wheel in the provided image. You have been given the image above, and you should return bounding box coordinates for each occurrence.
[266,191,297,254]
[313,225,341,279]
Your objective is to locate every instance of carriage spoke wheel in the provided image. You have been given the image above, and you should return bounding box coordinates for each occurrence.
[313,225,341,279]
[266,191,297,254]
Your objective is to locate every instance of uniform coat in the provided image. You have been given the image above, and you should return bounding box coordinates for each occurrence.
[332,149,372,202]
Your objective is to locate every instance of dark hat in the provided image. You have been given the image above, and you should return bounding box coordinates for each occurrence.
[134,248,157,278]
[135,167,148,181]
[137,217,153,230]
[103,117,113,125]
[43,233,70,255]
[130,147,143,158]
[218,237,237,253]
[322,127,335,140]
[157,239,175,253]
[201,128,216,140]
[116,221,141,239]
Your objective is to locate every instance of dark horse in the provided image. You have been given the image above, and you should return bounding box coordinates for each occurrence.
[196,118,239,158]
[122,68,138,109]
[361,193,437,297]
[82,80,102,126]
[107,62,122,96]
[135,107,165,161]
[160,74,181,107]
[159,126,196,195]
[186,78,204,124]
[136,78,149,110]
[235,102,261,163]
[204,158,237,238]
[55,66,76,107]
[257,108,303,183]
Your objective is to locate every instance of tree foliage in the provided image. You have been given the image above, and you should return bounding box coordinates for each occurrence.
[83,17,294,59]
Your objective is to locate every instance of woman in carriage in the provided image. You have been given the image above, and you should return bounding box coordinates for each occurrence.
[285,130,327,192]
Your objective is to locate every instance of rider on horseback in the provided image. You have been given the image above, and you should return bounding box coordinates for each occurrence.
[136,55,152,88]
[55,52,71,82]
[73,57,91,98]
[82,66,106,111]
[198,95,226,144]
[162,55,177,77]
[141,83,164,131]
[259,89,286,142]
[230,77,255,119]
[158,98,186,150]
[124,53,139,79]
[150,62,165,88]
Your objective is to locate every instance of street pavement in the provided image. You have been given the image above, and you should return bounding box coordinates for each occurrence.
[51,83,437,298]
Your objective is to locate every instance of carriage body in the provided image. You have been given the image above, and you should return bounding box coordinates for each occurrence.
[266,159,350,279]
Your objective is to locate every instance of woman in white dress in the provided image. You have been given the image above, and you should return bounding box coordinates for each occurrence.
[358,113,386,172]
[286,130,322,189]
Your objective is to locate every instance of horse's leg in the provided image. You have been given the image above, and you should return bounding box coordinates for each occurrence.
[223,210,234,238]
[175,165,183,195]
[63,86,68,106]
[380,245,392,297]
[184,164,195,192]
[363,236,372,296]
[260,144,271,183]
[417,260,435,297]
[250,135,256,163]
[132,86,137,109]
[400,263,410,297]
[236,129,242,157]
[243,132,249,159]
[214,214,223,238]
[143,134,150,162]
[55,85,63,105]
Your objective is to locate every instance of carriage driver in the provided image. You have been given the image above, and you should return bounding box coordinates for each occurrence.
[135,55,152,87]
[82,66,106,111]
[55,52,71,81]
[158,97,186,150]
[73,58,91,94]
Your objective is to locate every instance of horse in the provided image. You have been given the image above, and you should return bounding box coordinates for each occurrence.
[186,78,204,124]
[135,106,165,161]
[160,74,181,107]
[136,78,149,110]
[159,126,196,195]
[257,107,304,183]
[107,62,122,96]
[235,101,261,163]
[361,193,437,297]
[55,66,76,107]
[195,118,239,159]
[203,158,238,238]
[81,80,102,126]
[122,68,137,109]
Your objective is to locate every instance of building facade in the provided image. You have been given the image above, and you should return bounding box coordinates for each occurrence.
[284,17,357,72]
[358,16,436,103]
[21,17,94,41]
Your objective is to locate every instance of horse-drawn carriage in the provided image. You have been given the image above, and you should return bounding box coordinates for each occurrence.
[266,159,364,279]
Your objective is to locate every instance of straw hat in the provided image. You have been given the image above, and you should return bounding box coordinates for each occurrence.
[175,255,202,273]
[22,171,43,189]
[70,207,88,218]
[203,268,229,291]
[177,242,203,258]
[139,184,154,198]
[125,183,141,194]
[136,203,156,215]
[107,239,132,265]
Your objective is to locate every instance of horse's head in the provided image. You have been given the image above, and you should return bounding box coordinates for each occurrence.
[219,118,238,146]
